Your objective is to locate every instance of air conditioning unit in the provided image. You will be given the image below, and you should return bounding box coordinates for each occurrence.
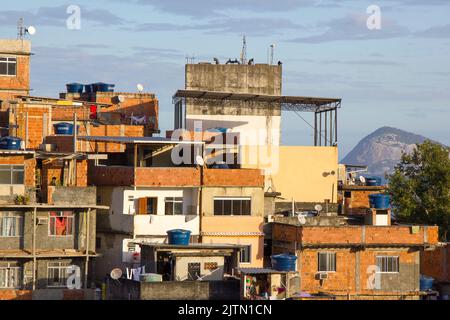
[36,217,48,225]
[316,272,328,280]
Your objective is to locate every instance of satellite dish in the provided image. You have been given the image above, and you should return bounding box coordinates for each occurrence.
[110,268,123,280]
[118,95,125,103]
[195,155,205,166]
[297,214,306,225]
[314,204,323,212]
[359,176,366,184]
[137,83,144,92]
[26,26,36,35]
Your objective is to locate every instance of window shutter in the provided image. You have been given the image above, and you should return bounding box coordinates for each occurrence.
[138,198,147,215]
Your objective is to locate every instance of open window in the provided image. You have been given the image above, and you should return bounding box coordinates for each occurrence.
[49,211,74,236]
[137,197,158,215]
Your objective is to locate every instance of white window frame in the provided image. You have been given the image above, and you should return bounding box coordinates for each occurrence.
[0,263,21,289]
[48,211,74,237]
[164,197,183,215]
[318,252,337,273]
[0,165,25,186]
[213,197,252,216]
[0,212,23,237]
[240,245,252,264]
[376,256,400,274]
[47,262,70,288]
[0,57,17,76]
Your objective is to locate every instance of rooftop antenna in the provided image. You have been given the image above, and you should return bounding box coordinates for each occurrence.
[269,44,275,65]
[17,18,36,40]
[240,35,247,65]
[185,55,196,64]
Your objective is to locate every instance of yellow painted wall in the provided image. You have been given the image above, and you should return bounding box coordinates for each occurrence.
[201,216,264,268]
[270,146,338,203]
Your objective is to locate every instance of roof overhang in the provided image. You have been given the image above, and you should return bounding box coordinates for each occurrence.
[173,89,341,112]
[77,136,205,146]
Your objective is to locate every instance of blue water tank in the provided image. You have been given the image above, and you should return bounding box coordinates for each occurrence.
[92,82,115,93]
[66,83,84,94]
[167,229,191,245]
[420,275,434,291]
[54,122,75,135]
[0,136,22,150]
[84,84,93,94]
[366,176,382,186]
[271,254,297,272]
[369,194,391,209]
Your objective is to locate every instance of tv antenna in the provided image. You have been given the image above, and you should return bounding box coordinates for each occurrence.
[240,35,247,64]
[185,55,196,64]
[17,18,36,40]
[267,43,275,65]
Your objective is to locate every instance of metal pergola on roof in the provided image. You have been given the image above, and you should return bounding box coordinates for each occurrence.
[173,90,341,146]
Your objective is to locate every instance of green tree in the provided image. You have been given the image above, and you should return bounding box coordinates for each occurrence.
[388,140,450,240]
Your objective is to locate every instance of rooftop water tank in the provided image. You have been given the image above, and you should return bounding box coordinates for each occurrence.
[54,122,75,135]
[271,254,297,272]
[420,275,434,291]
[366,176,382,186]
[369,194,391,209]
[92,82,115,93]
[66,83,84,94]
[167,229,191,245]
[84,84,93,94]
[0,136,22,150]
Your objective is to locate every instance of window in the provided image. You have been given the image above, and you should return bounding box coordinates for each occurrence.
[0,165,24,185]
[0,57,17,76]
[0,263,21,288]
[376,256,399,273]
[0,212,22,237]
[318,252,336,272]
[165,197,183,215]
[187,263,201,280]
[240,245,252,264]
[47,262,70,287]
[214,197,251,216]
[137,197,157,215]
[49,211,74,236]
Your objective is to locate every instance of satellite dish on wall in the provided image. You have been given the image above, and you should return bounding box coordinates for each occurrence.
[297,214,306,225]
[314,204,323,213]
[118,95,125,103]
[359,176,366,184]
[110,268,123,280]
[137,84,144,92]
[195,155,205,166]
[26,26,36,35]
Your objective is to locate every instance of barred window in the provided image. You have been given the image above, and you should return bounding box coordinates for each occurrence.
[0,263,21,288]
[47,262,70,287]
[318,252,336,272]
[376,256,399,273]
[49,211,74,236]
[0,212,22,237]
[240,245,252,264]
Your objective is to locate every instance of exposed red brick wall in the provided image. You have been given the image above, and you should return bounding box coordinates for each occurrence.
[421,244,450,282]
[273,224,440,247]
[0,290,32,300]
[203,169,264,187]
[0,155,35,187]
[0,55,30,105]
[135,167,200,187]
[88,165,134,186]
[63,289,85,300]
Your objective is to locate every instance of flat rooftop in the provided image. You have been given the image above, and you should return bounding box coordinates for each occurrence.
[77,136,205,145]
[135,242,245,250]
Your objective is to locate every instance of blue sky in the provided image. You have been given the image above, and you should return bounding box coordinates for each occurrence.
[1,0,449,158]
